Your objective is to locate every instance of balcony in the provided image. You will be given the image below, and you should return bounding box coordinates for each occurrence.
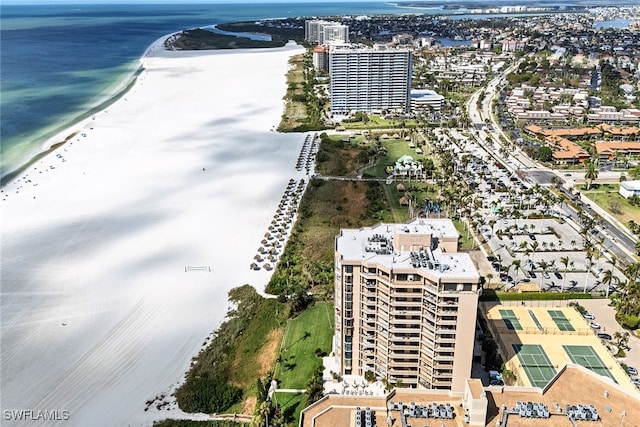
[420,346,435,357]
[361,271,376,280]
[390,360,419,368]
[434,362,454,370]
[389,325,420,334]
[434,353,455,361]
[422,312,435,322]
[421,329,435,340]
[363,280,377,288]
[437,300,459,308]
[361,306,376,316]
[436,318,458,326]
[432,378,452,386]
[389,342,419,351]
[391,300,423,308]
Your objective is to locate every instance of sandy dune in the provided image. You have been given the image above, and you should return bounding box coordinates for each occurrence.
[0,40,306,425]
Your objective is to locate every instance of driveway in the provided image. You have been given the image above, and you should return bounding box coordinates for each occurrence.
[575,299,640,376]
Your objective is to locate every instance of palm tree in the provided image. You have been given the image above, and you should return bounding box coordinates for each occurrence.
[624,262,640,283]
[602,269,617,298]
[584,159,599,190]
[530,241,539,264]
[560,256,570,292]
[537,260,551,291]
[511,259,522,279]
[613,331,630,356]
[486,272,494,288]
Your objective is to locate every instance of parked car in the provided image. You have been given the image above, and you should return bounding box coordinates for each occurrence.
[543,272,550,279]
[628,366,638,376]
[529,271,537,278]
[489,379,505,386]
[554,272,562,280]
[597,333,612,340]
[582,313,595,320]
[588,322,601,330]
[632,378,640,387]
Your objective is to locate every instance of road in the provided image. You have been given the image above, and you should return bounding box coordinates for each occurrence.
[466,62,638,267]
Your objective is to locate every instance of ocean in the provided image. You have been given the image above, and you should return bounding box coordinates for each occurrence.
[0,1,633,181]
[0,2,407,181]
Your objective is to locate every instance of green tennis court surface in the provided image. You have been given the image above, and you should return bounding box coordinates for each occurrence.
[548,310,575,331]
[563,345,616,383]
[513,344,557,388]
[499,309,522,330]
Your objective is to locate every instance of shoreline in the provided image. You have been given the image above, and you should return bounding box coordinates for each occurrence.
[1,35,306,425]
[0,33,174,187]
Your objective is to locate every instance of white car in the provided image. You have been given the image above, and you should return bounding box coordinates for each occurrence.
[589,322,601,330]
[582,313,595,320]
[628,367,638,376]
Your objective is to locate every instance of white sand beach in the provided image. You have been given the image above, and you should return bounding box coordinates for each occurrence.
[0,40,306,425]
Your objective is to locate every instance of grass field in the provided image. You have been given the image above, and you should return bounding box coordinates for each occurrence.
[363,137,428,178]
[583,185,640,227]
[275,302,334,389]
[273,392,305,426]
[453,219,476,250]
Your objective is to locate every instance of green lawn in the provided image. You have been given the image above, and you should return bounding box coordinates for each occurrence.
[583,185,640,227]
[275,302,334,389]
[363,138,427,178]
[452,219,476,250]
[273,392,305,426]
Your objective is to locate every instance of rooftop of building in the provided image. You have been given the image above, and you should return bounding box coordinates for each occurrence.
[336,220,480,281]
[595,141,640,154]
[620,180,640,190]
[409,89,445,100]
[299,365,640,427]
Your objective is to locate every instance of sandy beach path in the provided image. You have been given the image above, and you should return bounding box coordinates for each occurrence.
[1,42,306,426]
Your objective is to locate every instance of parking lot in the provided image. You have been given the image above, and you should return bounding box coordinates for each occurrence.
[480,217,622,294]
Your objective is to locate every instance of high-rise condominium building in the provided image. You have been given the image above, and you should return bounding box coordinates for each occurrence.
[305,20,349,45]
[334,219,481,392]
[329,44,412,114]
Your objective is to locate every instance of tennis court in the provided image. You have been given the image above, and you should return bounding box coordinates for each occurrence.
[548,310,575,331]
[499,309,522,330]
[513,344,557,388]
[563,345,616,383]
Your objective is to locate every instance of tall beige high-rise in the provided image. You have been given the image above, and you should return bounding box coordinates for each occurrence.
[334,219,481,392]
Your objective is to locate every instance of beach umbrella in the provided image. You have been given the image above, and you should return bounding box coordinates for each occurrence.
[254,254,263,261]
[263,263,272,271]
[250,262,258,270]
[264,232,271,238]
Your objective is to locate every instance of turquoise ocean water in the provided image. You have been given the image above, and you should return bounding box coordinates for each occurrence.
[0,2,409,181]
[0,1,632,181]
